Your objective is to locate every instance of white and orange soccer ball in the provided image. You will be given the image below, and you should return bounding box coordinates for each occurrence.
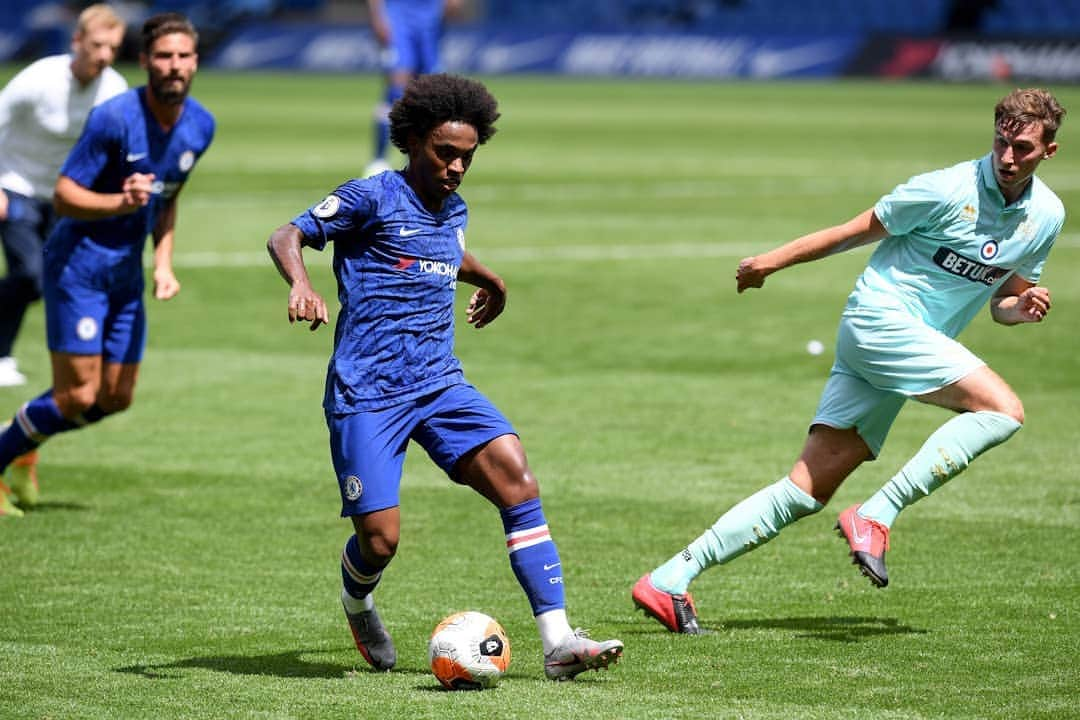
[428,611,511,690]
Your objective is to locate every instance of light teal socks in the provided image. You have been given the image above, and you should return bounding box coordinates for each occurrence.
[650,477,823,594]
[859,410,1021,528]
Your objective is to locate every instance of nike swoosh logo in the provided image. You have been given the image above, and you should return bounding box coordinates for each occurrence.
[126,152,147,162]
[477,36,563,73]
[850,515,869,545]
[749,41,849,78]
[543,563,560,571]
[398,227,423,237]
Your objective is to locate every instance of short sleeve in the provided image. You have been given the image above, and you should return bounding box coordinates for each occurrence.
[291,180,374,251]
[874,168,950,237]
[1013,214,1062,283]
[58,103,118,188]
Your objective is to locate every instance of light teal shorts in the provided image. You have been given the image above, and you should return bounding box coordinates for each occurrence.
[812,305,985,457]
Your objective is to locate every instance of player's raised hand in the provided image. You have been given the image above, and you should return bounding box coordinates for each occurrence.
[1016,286,1051,322]
[736,256,768,293]
[153,265,181,300]
[120,172,155,212]
[467,286,505,329]
[289,283,329,330]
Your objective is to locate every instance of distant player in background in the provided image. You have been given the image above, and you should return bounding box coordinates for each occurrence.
[0,4,128,389]
[268,73,624,680]
[364,0,462,177]
[0,13,215,519]
[633,88,1065,633]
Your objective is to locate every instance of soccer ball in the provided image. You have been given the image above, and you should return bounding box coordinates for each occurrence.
[428,611,511,690]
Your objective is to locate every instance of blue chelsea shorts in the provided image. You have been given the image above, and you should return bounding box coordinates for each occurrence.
[327,382,516,516]
[42,237,146,364]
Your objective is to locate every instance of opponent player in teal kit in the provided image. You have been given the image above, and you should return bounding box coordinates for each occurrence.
[268,73,623,679]
[0,13,213,518]
[633,88,1065,633]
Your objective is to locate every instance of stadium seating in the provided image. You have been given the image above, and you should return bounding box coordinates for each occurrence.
[981,0,1080,34]
[0,0,1074,56]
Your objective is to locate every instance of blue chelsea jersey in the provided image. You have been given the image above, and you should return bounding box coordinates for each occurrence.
[292,171,469,414]
[49,87,215,259]
[853,153,1064,338]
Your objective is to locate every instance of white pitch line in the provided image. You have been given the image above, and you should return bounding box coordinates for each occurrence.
[168,234,1080,268]
[169,242,779,268]
[183,170,1080,209]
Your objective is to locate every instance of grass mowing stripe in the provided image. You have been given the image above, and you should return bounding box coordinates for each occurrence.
[168,233,1080,268]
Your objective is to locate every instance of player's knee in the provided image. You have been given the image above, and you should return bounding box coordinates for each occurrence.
[1004,399,1024,426]
[364,533,398,565]
[504,464,537,493]
[987,395,1024,426]
[98,389,134,414]
[491,466,539,509]
[53,386,97,418]
[791,472,838,506]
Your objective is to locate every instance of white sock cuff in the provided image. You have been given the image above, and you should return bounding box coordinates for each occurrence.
[535,609,572,655]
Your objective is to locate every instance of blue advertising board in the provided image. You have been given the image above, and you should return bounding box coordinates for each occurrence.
[211,24,862,79]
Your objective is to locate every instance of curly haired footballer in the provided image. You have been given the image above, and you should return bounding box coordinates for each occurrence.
[268,69,624,681]
[389,73,500,153]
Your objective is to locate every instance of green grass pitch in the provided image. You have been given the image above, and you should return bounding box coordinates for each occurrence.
[1,70,1077,719]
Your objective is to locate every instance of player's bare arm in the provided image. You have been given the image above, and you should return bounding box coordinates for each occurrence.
[267,223,329,330]
[990,273,1051,325]
[736,207,889,293]
[458,251,506,329]
[150,195,181,300]
[53,172,155,219]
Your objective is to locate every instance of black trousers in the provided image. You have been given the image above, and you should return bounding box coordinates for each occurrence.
[0,189,54,357]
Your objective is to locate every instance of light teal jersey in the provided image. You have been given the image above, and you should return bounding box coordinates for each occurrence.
[850,153,1064,338]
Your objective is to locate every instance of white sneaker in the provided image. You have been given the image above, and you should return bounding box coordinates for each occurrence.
[0,357,27,387]
[543,629,623,681]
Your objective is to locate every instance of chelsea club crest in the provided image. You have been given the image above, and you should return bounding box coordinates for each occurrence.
[344,475,363,501]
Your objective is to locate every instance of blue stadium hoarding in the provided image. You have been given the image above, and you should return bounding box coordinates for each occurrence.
[5,17,1074,82]
[211,24,862,78]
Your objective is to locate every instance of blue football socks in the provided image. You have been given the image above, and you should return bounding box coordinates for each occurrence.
[341,534,383,606]
[501,497,566,616]
[0,390,78,472]
[859,410,1022,527]
[651,477,823,595]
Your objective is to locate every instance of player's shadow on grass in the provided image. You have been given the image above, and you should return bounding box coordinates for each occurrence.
[19,501,91,514]
[116,648,428,680]
[715,616,927,643]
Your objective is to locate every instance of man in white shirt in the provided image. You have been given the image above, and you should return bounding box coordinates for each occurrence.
[0,4,128,388]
